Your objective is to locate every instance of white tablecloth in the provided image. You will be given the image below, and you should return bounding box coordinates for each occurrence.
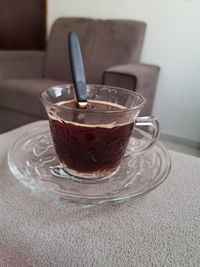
[0,121,200,266]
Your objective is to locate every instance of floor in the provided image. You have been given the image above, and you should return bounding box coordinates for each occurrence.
[159,134,200,157]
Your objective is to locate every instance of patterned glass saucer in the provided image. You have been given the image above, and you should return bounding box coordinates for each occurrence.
[7,121,171,204]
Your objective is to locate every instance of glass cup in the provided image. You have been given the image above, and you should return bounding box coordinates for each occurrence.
[40,84,159,182]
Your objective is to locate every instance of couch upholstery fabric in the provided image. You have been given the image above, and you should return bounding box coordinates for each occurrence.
[44,18,146,84]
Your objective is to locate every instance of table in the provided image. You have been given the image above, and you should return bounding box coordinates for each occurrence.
[0,121,200,266]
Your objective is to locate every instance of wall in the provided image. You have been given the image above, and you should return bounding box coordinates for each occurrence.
[48,0,200,142]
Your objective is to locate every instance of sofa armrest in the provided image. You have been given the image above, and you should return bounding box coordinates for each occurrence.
[103,63,160,114]
[0,51,45,80]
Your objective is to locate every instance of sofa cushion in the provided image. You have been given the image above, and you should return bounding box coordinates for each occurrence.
[44,18,146,84]
[0,78,64,117]
[0,108,42,133]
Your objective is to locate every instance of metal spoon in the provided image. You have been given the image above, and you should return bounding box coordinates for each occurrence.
[68,32,87,108]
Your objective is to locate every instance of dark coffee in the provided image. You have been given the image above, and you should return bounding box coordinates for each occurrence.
[49,100,134,174]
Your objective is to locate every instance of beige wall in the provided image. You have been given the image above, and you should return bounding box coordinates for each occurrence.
[48,0,200,142]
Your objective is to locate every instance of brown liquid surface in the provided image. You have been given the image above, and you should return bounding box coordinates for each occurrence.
[57,99,126,111]
[49,100,134,173]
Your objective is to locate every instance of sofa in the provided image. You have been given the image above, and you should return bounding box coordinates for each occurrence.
[0,17,160,133]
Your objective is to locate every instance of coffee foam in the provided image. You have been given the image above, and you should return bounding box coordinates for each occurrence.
[48,100,134,128]
[48,114,133,128]
[57,99,126,111]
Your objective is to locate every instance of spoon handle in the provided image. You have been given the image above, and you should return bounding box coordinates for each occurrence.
[68,32,87,108]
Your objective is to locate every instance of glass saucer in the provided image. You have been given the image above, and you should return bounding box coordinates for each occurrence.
[7,121,171,204]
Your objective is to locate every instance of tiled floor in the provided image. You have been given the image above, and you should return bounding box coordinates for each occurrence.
[159,134,200,157]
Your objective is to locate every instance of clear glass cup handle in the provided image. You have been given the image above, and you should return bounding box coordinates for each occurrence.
[133,116,160,153]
